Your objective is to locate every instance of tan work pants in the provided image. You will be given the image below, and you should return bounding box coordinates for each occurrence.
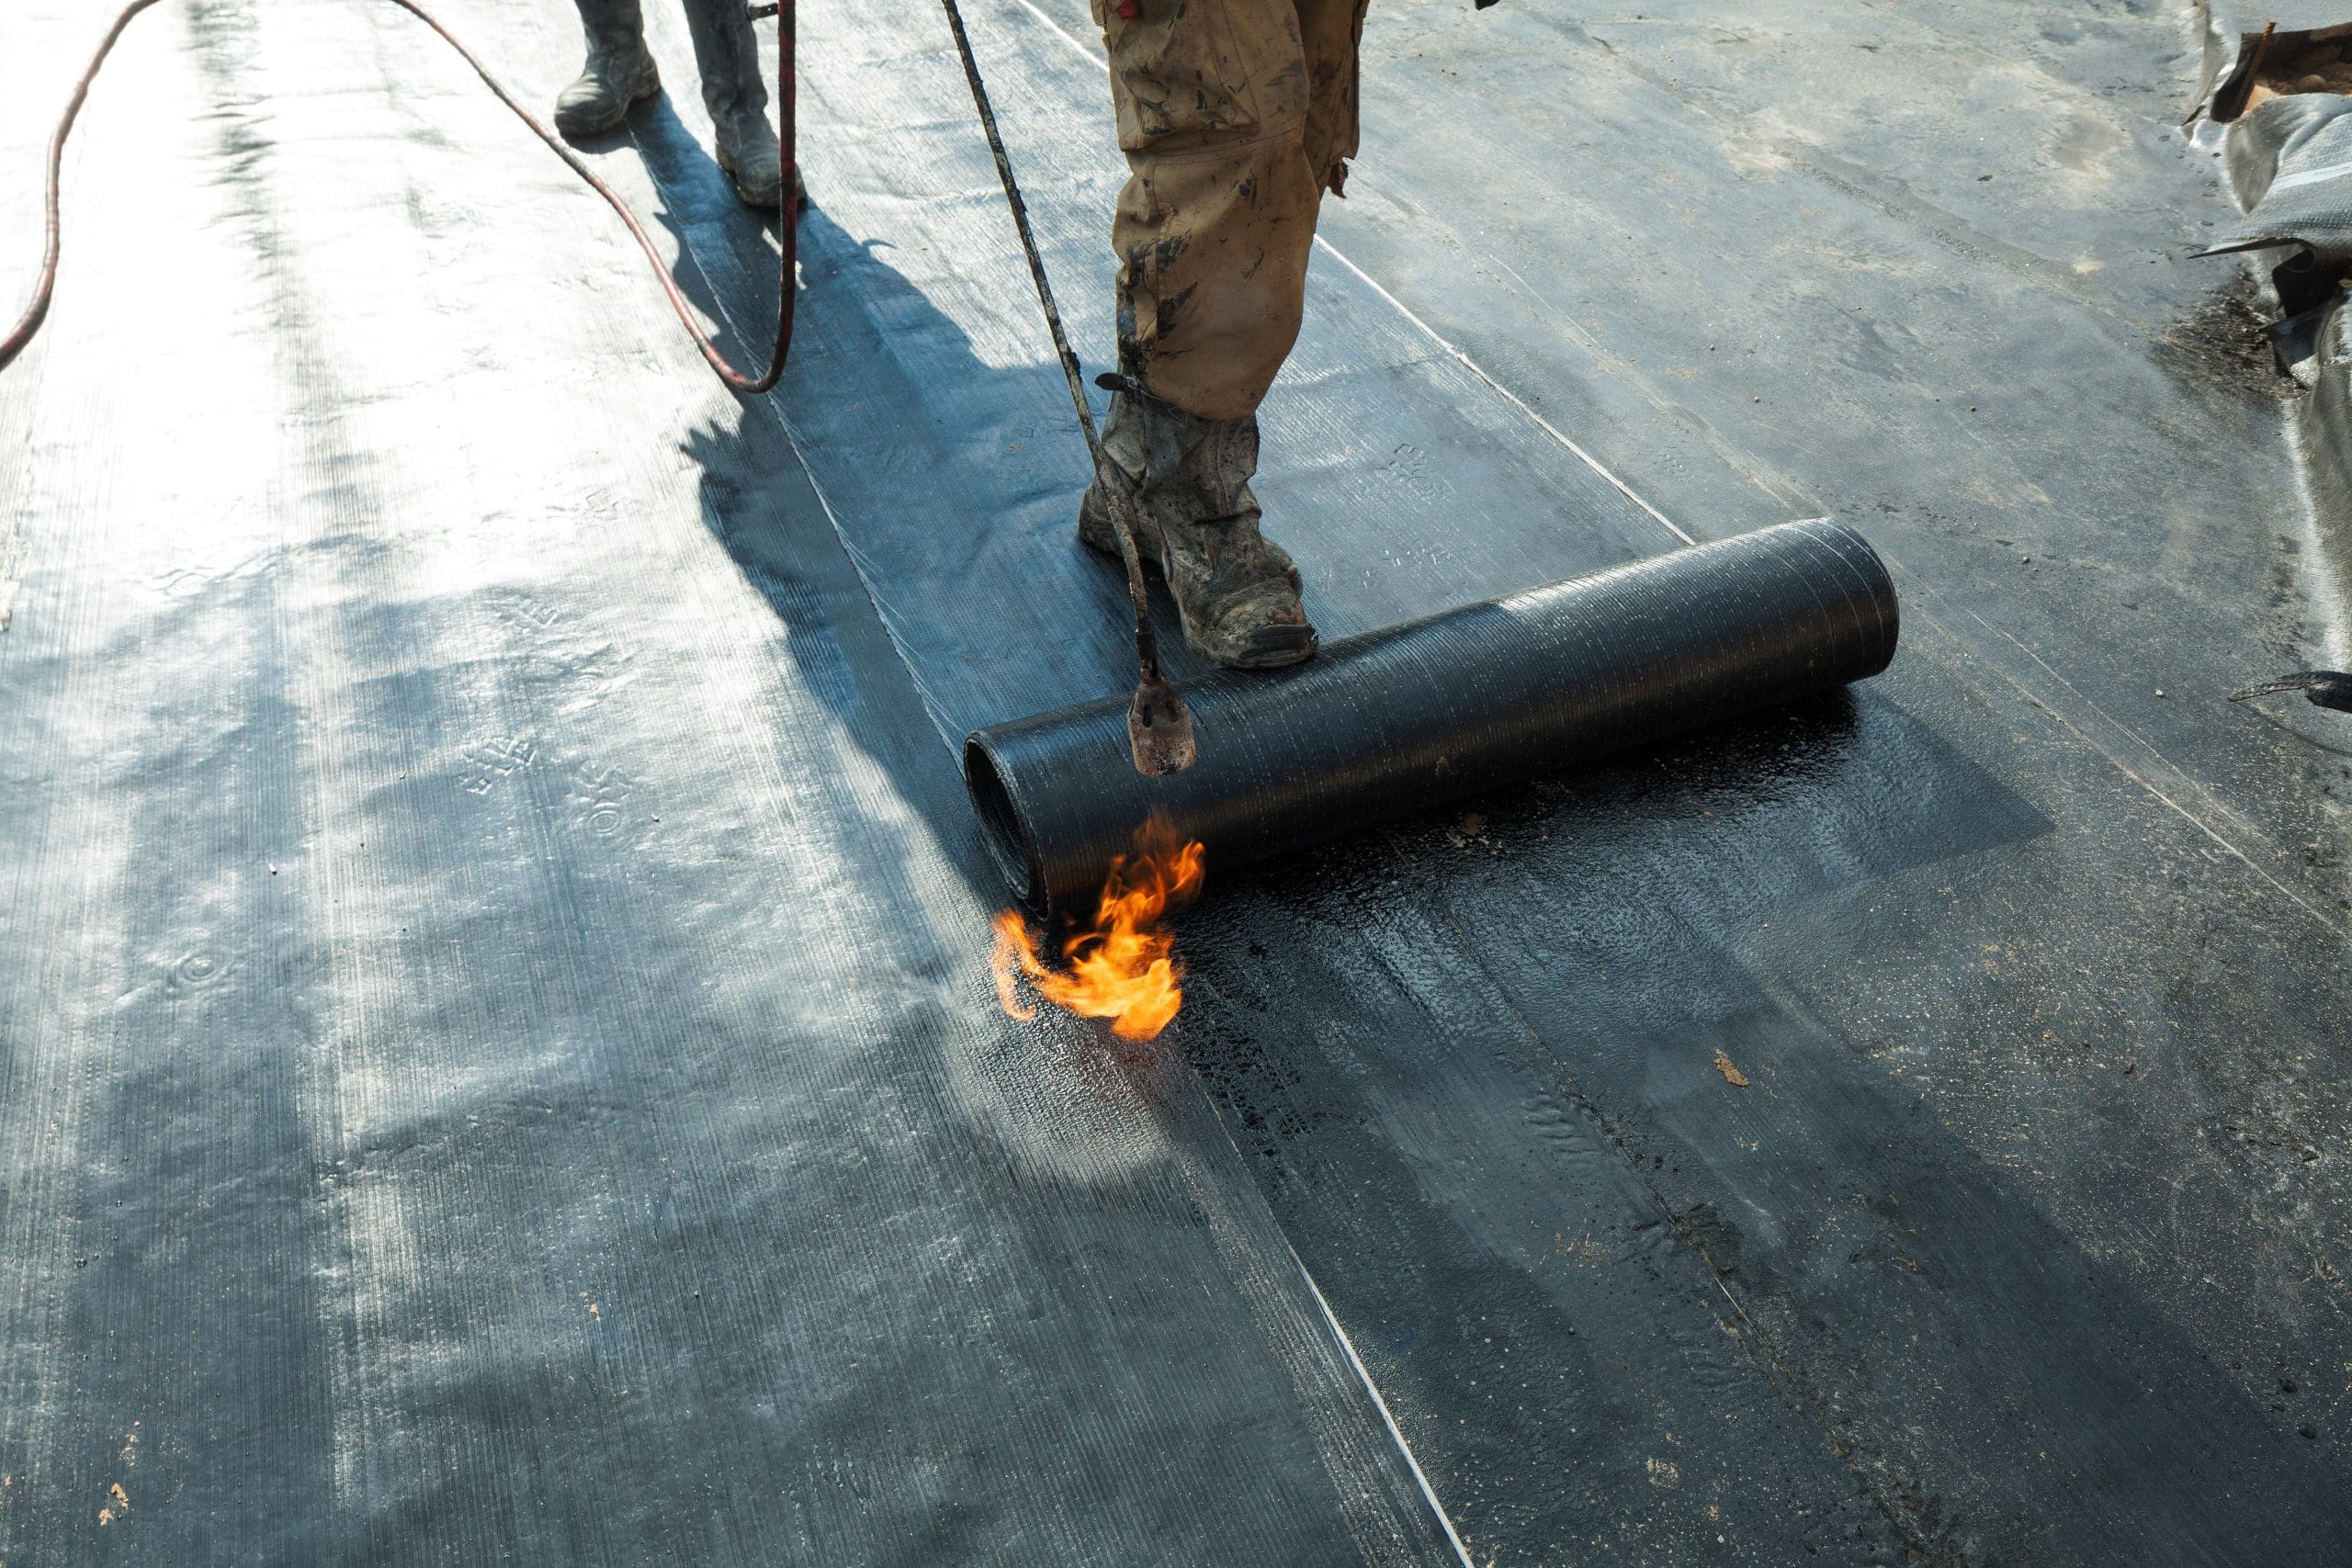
[1093,0,1369,420]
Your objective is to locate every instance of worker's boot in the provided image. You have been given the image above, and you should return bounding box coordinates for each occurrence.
[1079,388,1317,669]
[714,115,787,209]
[682,0,786,208]
[554,0,662,138]
[1078,387,1161,561]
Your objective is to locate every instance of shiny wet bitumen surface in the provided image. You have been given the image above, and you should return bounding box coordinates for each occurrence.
[4,0,2350,1562]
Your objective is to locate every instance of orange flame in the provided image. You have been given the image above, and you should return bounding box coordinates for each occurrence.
[990,811,1206,1042]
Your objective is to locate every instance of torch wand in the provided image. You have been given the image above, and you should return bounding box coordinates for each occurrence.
[933,0,1198,778]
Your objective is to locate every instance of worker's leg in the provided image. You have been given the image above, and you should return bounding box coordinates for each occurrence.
[1102,0,1323,419]
[676,0,786,207]
[553,0,662,140]
[1077,0,1371,667]
[1101,0,1365,413]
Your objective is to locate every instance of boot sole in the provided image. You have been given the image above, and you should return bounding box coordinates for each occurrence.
[1196,622,1318,669]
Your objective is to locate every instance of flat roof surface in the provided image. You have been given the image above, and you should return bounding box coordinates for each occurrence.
[4,0,2348,1562]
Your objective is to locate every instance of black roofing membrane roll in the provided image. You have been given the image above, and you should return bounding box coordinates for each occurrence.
[965,520,1900,912]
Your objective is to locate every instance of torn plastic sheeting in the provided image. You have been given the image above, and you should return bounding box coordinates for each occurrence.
[2274,290,2352,660]
[2198,93,2352,267]
[2194,16,2352,688]
[2189,53,2352,333]
[2220,91,2352,211]
[966,520,1898,914]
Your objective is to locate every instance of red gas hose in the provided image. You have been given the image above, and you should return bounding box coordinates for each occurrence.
[0,0,797,390]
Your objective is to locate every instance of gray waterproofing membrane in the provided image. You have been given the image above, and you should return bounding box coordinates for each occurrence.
[5,0,2352,1563]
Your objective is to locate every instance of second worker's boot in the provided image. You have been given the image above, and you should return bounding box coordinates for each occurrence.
[682,0,786,207]
[714,113,786,209]
[554,0,662,138]
[1078,388,1317,669]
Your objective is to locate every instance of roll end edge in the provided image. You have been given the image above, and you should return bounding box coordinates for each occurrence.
[963,734,1046,910]
[1792,517,1903,681]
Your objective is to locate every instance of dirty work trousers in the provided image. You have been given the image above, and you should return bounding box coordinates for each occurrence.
[1094,0,1370,420]
[574,0,766,129]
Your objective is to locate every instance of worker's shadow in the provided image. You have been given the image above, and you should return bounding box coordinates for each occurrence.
[625,109,1083,907]
[620,98,1220,917]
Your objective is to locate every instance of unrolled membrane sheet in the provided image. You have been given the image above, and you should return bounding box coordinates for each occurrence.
[968,521,1899,911]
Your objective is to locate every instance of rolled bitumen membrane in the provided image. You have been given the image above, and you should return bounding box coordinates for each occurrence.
[967,520,1898,912]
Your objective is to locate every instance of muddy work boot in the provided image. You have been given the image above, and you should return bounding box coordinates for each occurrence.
[681,0,786,208]
[553,0,662,138]
[713,112,786,209]
[1079,388,1317,669]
